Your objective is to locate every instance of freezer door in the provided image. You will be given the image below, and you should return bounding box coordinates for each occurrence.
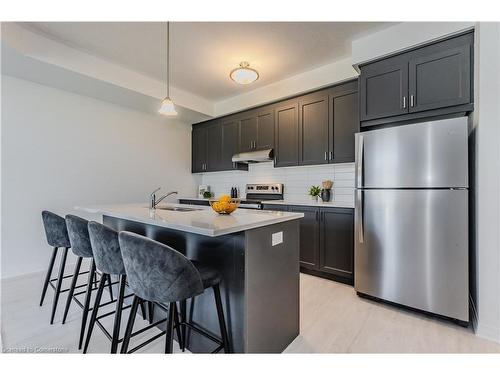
[355,117,468,188]
[354,189,469,321]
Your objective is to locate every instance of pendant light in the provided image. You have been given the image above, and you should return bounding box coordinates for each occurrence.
[230,61,259,85]
[158,22,177,116]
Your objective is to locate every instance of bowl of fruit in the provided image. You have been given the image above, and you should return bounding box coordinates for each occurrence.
[209,195,240,215]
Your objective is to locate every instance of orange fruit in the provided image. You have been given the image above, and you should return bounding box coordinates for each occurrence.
[219,195,231,203]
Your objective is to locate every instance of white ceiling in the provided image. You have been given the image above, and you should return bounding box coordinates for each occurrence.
[20,22,395,101]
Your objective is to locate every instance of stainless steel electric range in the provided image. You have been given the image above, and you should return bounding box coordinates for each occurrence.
[239,183,284,209]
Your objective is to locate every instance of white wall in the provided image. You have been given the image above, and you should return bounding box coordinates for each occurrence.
[474,22,500,343]
[1,75,198,279]
[199,162,355,205]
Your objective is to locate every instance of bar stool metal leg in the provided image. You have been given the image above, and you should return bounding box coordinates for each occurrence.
[110,274,127,353]
[213,284,230,353]
[83,273,108,353]
[50,247,68,324]
[107,275,114,301]
[148,301,154,324]
[62,256,83,324]
[120,295,140,354]
[180,300,187,352]
[165,302,175,354]
[40,247,58,306]
[173,303,182,351]
[79,259,96,350]
[139,299,146,320]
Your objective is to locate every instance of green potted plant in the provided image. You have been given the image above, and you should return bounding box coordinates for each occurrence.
[308,185,321,202]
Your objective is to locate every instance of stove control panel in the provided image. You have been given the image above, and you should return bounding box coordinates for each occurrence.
[245,183,284,194]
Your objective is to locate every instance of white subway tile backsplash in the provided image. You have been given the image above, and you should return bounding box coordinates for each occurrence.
[199,162,355,202]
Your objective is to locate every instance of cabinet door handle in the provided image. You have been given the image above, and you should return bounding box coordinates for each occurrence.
[410,95,415,107]
[324,151,328,161]
[329,151,333,160]
[402,96,407,109]
[253,141,256,149]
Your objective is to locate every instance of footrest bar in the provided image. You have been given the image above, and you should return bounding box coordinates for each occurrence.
[95,304,132,320]
[129,318,168,338]
[127,331,166,354]
[181,321,223,346]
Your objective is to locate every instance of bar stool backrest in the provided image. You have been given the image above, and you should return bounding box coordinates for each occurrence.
[118,231,204,303]
[65,215,94,258]
[88,221,125,275]
[42,211,71,248]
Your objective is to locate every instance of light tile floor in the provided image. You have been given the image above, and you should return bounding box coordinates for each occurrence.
[2,269,499,353]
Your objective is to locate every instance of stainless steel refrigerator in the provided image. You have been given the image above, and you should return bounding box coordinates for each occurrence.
[354,117,469,322]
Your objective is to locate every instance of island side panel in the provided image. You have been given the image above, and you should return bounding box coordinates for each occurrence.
[244,219,300,353]
[102,215,246,353]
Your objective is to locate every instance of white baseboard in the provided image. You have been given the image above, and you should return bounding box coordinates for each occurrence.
[476,323,500,343]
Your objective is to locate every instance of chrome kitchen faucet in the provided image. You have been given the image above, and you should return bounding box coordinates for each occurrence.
[149,188,178,209]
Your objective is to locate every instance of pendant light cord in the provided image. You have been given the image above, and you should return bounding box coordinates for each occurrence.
[166,21,170,98]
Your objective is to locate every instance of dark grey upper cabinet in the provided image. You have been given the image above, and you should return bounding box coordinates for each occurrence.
[319,208,354,279]
[274,100,299,167]
[289,206,320,270]
[359,31,473,126]
[298,91,329,165]
[220,117,240,171]
[360,57,409,121]
[193,79,359,171]
[206,122,222,171]
[192,125,208,173]
[255,106,274,150]
[329,81,359,163]
[409,43,471,113]
[238,112,257,153]
[238,107,275,152]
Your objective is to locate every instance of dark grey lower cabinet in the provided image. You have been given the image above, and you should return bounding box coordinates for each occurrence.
[289,206,320,270]
[263,204,354,284]
[319,208,354,280]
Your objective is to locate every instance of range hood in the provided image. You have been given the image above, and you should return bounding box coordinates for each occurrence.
[231,149,274,163]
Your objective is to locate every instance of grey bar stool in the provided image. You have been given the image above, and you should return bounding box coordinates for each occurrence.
[64,214,114,349]
[41,211,72,324]
[119,232,230,354]
[83,221,136,353]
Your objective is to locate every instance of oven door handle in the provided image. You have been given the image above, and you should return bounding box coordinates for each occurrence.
[239,203,262,210]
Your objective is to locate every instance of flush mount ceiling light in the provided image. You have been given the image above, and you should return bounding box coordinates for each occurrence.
[230,62,259,85]
[158,22,177,116]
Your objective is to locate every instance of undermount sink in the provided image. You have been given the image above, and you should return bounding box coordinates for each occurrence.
[155,206,203,212]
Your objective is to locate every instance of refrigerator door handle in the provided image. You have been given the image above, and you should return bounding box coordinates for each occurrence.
[356,134,364,188]
[357,189,364,243]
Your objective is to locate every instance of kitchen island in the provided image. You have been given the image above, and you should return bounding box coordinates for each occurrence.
[77,203,303,353]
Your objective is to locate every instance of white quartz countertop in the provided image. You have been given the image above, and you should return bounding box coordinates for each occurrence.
[76,203,303,237]
[178,197,354,208]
